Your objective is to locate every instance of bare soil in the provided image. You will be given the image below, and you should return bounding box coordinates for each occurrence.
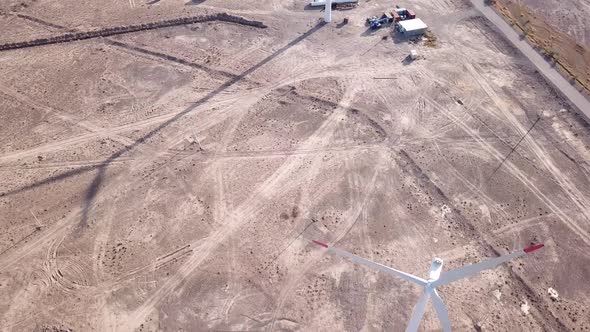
[494,0,590,94]
[519,0,590,48]
[1,0,590,331]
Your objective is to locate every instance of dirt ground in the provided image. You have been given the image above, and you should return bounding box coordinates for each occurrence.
[519,0,590,48]
[1,0,590,331]
[493,0,590,94]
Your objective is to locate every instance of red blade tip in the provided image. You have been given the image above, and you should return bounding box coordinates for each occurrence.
[312,240,329,248]
[524,244,544,253]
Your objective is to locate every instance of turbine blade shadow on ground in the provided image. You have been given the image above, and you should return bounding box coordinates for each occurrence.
[77,21,327,226]
[0,21,326,227]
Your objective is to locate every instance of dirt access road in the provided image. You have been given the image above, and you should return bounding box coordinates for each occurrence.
[1,0,590,331]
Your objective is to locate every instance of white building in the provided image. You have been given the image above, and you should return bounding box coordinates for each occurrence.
[398,18,428,36]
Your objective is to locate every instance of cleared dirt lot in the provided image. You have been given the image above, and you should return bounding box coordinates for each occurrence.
[1,0,590,331]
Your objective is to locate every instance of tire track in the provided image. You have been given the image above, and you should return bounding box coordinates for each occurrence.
[0,158,132,171]
[266,80,379,330]
[116,80,363,331]
[394,148,568,331]
[13,13,253,84]
[0,207,82,269]
[21,69,328,325]
[6,20,328,330]
[492,213,553,236]
[0,96,238,165]
[43,236,94,294]
[0,70,341,300]
[465,62,590,228]
[98,74,364,293]
[0,70,332,168]
[165,142,385,160]
[267,153,385,331]
[423,94,590,246]
[0,83,136,147]
[431,140,511,221]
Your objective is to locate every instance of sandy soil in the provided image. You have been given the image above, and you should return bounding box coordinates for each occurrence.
[1,0,590,331]
[493,0,590,94]
[519,0,590,48]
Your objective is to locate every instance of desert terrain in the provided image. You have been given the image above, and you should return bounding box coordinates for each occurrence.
[1,0,590,331]
[518,0,590,48]
[493,0,590,94]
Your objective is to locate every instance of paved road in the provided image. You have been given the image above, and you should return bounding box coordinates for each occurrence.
[471,0,590,119]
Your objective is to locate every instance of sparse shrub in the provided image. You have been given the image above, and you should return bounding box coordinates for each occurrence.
[424,30,438,48]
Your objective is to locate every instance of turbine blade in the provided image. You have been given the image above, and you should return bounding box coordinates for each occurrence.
[311,240,427,286]
[431,289,452,332]
[405,291,430,332]
[433,244,544,287]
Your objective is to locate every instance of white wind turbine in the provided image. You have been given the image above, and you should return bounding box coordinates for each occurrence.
[311,240,544,332]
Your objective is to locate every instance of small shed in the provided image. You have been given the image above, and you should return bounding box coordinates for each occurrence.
[398,18,428,36]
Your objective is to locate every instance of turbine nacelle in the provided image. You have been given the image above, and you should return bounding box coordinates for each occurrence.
[311,240,544,332]
[428,258,443,281]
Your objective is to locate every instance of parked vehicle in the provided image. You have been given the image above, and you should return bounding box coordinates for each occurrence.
[393,8,416,20]
[367,13,394,30]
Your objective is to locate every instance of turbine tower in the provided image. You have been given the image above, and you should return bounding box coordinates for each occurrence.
[324,0,332,23]
[311,240,544,332]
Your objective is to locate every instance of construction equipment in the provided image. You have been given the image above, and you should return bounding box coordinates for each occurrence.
[367,16,382,30]
[367,12,394,30]
[374,20,388,30]
[370,19,384,30]
[366,15,379,24]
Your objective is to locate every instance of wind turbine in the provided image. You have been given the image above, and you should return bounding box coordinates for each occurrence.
[311,240,544,332]
[324,0,332,23]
